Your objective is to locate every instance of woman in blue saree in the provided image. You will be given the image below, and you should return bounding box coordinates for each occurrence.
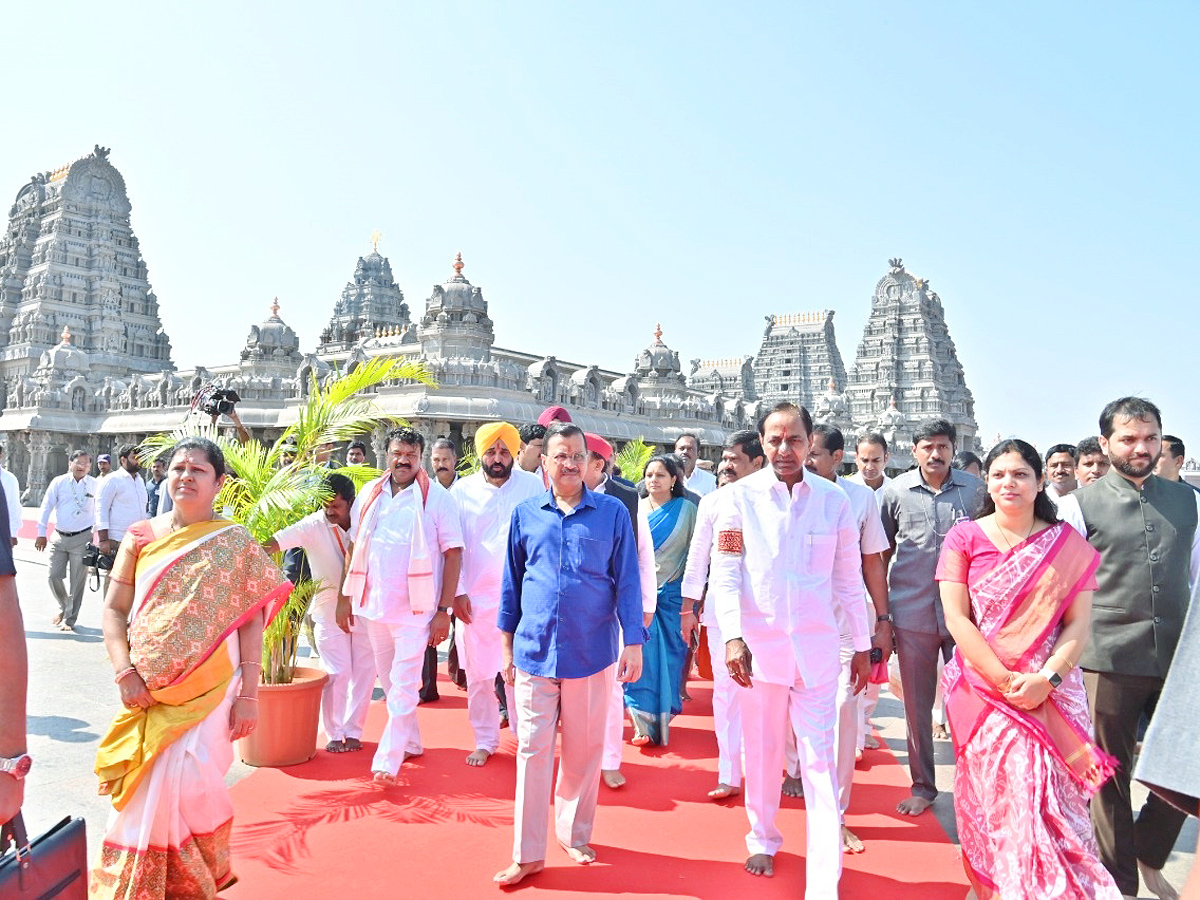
[625,454,697,746]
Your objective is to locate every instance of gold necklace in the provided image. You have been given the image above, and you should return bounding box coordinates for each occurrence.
[995,517,1035,552]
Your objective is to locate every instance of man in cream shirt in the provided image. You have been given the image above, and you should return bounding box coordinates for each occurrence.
[709,402,870,897]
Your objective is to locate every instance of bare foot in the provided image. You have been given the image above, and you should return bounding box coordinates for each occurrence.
[781,774,804,798]
[932,723,949,740]
[493,861,544,886]
[602,769,626,789]
[708,783,741,800]
[745,853,774,876]
[1138,860,1180,900]
[559,842,596,864]
[51,613,63,626]
[855,748,863,762]
[466,749,491,767]
[630,733,651,747]
[372,770,397,785]
[842,826,865,853]
[343,737,363,752]
[325,739,346,753]
[896,795,933,816]
[863,734,880,750]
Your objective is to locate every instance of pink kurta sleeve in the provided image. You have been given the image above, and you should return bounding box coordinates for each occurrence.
[935,521,972,584]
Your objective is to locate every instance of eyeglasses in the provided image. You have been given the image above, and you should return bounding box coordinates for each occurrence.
[550,453,588,466]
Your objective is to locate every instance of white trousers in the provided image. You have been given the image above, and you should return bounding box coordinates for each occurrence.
[784,644,857,817]
[707,621,743,786]
[455,599,516,754]
[512,666,612,864]
[741,674,841,900]
[856,682,880,752]
[602,677,625,771]
[365,615,432,775]
[313,615,377,741]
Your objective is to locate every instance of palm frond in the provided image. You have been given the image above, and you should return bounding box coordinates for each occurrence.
[262,579,322,684]
[614,436,654,482]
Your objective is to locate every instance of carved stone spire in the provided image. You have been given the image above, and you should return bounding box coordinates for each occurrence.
[452,252,465,281]
[270,297,280,318]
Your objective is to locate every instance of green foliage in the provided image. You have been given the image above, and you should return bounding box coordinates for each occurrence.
[613,436,653,482]
[138,356,435,684]
[457,444,481,478]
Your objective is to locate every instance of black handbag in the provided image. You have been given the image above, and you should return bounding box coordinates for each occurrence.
[0,811,88,898]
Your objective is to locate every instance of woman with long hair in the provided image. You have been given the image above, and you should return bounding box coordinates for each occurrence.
[935,438,1120,899]
[92,437,291,897]
[624,454,697,746]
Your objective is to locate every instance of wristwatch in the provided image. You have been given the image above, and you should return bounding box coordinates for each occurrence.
[437,605,454,614]
[1037,664,1063,689]
[0,753,32,781]
[876,613,893,623]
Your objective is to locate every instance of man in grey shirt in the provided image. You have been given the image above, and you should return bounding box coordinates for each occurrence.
[879,419,985,816]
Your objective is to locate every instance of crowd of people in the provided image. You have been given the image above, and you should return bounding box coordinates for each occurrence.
[2,395,1199,899]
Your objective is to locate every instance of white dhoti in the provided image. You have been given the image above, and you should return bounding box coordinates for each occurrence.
[741,674,841,900]
[856,681,881,752]
[706,619,743,787]
[512,666,613,863]
[455,596,516,754]
[365,614,432,775]
[313,614,376,742]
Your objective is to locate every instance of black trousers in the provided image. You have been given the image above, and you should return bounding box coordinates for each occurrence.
[1084,670,1188,895]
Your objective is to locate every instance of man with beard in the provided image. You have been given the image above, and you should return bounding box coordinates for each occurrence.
[1075,436,1112,486]
[1057,397,1200,900]
[266,474,372,753]
[338,427,464,784]
[680,428,763,801]
[709,403,869,891]
[450,422,542,767]
[1044,443,1079,504]
[96,444,148,582]
[878,419,986,817]
[425,437,464,696]
[494,422,643,886]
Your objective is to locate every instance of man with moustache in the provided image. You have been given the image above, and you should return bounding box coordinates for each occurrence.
[878,419,986,817]
[709,403,869,893]
[580,432,655,791]
[450,422,543,767]
[424,437,464,695]
[338,427,464,784]
[96,444,148,594]
[430,438,459,490]
[266,474,372,753]
[680,428,764,801]
[1044,443,1079,504]
[1075,436,1112,486]
[846,432,892,499]
[1156,434,1200,494]
[494,422,644,886]
[675,433,716,497]
[805,423,890,853]
[36,450,96,631]
[517,424,546,475]
[345,440,368,466]
[1057,397,1200,900]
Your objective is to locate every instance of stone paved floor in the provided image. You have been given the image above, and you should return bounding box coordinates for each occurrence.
[12,538,1196,895]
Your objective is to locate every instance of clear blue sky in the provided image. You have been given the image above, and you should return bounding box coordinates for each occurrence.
[5,3,1198,454]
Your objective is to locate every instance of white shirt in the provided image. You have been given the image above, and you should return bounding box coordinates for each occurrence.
[272,510,350,621]
[686,466,717,497]
[96,469,148,542]
[38,472,97,536]
[594,477,657,614]
[834,475,889,637]
[349,479,464,625]
[709,467,871,688]
[0,468,20,540]
[846,471,892,501]
[681,488,728,625]
[452,469,543,604]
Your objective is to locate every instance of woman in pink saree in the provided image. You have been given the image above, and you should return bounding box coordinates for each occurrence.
[935,439,1120,900]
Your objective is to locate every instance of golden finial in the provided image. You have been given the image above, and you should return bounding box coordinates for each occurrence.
[371,230,382,253]
[453,252,464,278]
[270,297,280,317]
[654,323,663,343]
[61,325,72,344]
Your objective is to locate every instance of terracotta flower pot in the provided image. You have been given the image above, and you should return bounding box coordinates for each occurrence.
[237,666,329,767]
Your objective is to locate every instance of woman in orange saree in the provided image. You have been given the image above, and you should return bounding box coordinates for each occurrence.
[91,438,291,899]
[936,439,1120,900]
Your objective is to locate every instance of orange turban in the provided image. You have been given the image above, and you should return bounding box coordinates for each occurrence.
[474,421,521,459]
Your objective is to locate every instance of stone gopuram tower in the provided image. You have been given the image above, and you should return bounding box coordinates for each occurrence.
[753,310,847,411]
[317,235,411,352]
[0,145,173,391]
[845,258,978,452]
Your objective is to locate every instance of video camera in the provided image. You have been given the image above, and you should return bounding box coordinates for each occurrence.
[196,385,241,417]
[83,542,116,592]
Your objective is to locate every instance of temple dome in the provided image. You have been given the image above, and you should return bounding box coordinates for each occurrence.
[244,299,300,357]
[635,324,681,377]
[38,326,90,374]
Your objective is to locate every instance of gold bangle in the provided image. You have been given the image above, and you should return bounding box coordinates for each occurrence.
[235,695,258,702]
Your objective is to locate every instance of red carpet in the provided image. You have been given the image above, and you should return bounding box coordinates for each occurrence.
[222,677,967,898]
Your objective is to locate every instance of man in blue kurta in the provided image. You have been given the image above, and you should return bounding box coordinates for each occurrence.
[493,422,645,887]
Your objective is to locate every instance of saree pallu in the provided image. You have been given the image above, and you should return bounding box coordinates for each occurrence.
[91,520,291,900]
[624,497,696,745]
[940,523,1120,900]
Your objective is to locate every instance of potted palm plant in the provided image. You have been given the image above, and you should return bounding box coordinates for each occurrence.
[142,356,433,766]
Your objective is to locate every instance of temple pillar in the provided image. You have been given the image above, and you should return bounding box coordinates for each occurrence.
[25,430,54,505]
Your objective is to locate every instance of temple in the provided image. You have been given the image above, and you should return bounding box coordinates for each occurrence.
[0,150,980,501]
